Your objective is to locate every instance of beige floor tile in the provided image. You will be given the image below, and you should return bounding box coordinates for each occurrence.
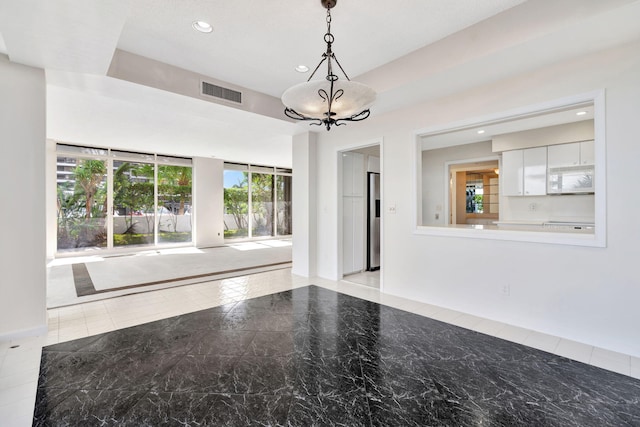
[411,303,444,318]
[523,331,561,354]
[494,324,532,344]
[0,367,40,390]
[0,381,39,406]
[473,319,507,337]
[450,313,483,330]
[44,332,60,346]
[429,308,464,324]
[630,356,640,379]
[554,339,594,364]
[0,394,37,426]
[590,347,631,376]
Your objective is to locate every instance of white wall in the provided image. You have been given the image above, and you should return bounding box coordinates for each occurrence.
[0,56,47,339]
[194,157,225,247]
[309,40,640,357]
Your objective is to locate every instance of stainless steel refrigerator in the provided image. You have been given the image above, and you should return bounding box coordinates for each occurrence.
[367,172,381,271]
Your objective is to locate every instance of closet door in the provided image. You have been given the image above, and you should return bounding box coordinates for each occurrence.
[342,152,364,275]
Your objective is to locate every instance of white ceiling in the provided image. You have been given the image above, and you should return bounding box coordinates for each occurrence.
[116,0,526,98]
[1,0,640,167]
[420,104,595,150]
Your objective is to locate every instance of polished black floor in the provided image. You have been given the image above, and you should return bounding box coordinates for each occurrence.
[34,285,640,426]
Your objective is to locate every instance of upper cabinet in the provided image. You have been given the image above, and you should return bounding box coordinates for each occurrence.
[548,140,594,168]
[501,146,547,196]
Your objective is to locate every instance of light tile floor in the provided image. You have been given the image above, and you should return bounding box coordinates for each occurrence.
[2,268,640,426]
[342,270,380,288]
[47,240,293,307]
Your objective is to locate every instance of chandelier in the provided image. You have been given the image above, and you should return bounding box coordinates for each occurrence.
[282,0,376,131]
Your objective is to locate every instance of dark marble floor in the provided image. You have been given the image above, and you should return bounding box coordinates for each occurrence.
[34,285,640,426]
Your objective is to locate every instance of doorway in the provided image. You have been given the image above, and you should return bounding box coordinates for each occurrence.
[339,144,381,289]
[448,160,500,226]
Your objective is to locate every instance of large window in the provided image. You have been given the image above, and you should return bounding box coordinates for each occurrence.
[223,163,292,240]
[276,174,292,235]
[158,158,193,244]
[251,169,274,237]
[56,154,107,250]
[223,164,249,239]
[112,156,155,247]
[56,144,193,252]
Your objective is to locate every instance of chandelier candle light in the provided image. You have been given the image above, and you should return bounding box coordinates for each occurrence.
[282,0,376,131]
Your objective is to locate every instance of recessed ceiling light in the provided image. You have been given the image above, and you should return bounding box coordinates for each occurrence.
[192,21,213,33]
[477,130,485,134]
[576,111,587,116]
[295,65,309,73]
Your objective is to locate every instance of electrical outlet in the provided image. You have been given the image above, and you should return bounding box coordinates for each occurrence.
[502,284,511,296]
[528,203,537,211]
[435,213,439,220]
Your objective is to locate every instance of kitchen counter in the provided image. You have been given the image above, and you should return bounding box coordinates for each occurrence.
[494,220,595,233]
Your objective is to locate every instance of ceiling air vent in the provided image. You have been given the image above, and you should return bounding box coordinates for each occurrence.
[201,81,242,104]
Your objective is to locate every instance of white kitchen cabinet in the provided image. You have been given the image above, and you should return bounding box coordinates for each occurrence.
[547,141,594,168]
[524,146,547,195]
[580,140,595,165]
[501,147,547,196]
[502,150,524,196]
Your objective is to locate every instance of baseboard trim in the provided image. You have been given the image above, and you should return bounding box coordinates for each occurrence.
[0,324,48,342]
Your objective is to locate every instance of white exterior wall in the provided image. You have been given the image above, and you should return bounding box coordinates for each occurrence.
[0,56,47,339]
[310,41,640,357]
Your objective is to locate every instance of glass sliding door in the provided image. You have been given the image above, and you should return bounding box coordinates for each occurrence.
[251,170,274,237]
[276,174,292,236]
[223,164,249,239]
[158,157,193,244]
[56,155,107,251]
[223,163,292,241]
[112,157,155,247]
[56,145,196,254]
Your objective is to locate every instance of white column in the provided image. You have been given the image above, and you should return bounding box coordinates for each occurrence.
[0,56,47,339]
[292,132,317,277]
[193,157,225,248]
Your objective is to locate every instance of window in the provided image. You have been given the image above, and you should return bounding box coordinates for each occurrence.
[56,157,107,250]
[223,164,249,239]
[276,175,292,235]
[157,157,193,244]
[251,171,274,237]
[223,163,292,240]
[55,145,193,253]
[112,159,155,247]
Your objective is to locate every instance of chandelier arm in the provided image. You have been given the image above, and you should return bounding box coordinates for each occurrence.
[307,55,328,82]
[284,108,320,123]
[334,109,371,126]
[331,54,351,81]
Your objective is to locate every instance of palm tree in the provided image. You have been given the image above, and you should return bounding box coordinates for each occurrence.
[74,160,106,219]
[159,165,192,215]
